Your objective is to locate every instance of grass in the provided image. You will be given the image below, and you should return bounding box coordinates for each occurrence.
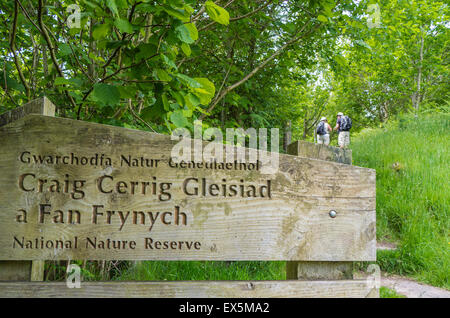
[379,287,406,298]
[351,113,450,289]
[114,261,286,281]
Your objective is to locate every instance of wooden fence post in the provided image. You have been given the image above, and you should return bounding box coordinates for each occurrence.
[0,97,55,282]
[286,140,377,297]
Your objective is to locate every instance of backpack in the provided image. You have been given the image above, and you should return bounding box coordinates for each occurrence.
[316,121,327,135]
[340,116,352,131]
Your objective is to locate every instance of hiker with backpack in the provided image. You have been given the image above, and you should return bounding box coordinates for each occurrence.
[334,112,352,148]
[316,117,332,145]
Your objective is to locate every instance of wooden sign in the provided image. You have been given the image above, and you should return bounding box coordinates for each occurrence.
[0,113,376,261]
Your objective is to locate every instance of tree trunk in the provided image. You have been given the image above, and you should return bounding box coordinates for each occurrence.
[414,31,424,116]
[303,110,308,140]
[284,120,292,152]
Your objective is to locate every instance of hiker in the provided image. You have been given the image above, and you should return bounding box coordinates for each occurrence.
[316,117,332,146]
[334,112,352,148]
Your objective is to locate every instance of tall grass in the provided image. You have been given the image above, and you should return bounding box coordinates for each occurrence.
[115,261,286,281]
[351,113,450,289]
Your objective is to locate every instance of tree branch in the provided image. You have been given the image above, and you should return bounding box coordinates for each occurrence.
[10,1,31,99]
[128,98,157,133]
[200,19,321,119]
[16,0,42,33]
[77,53,160,119]
[65,38,94,82]
[229,0,271,21]
[198,0,270,32]
[38,0,77,112]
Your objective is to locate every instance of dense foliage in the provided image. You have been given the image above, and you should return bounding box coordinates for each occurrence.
[2,0,446,146]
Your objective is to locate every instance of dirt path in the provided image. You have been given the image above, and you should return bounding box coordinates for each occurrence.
[381,274,450,298]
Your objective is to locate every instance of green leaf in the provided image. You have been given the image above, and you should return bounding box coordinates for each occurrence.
[136,43,158,60]
[175,24,194,44]
[285,22,296,33]
[184,4,194,15]
[193,77,215,105]
[162,93,170,111]
[168,0,184,7]
[185,93,201,108]
[176,74,201,88]
[170,102,180,110]
[322,2,334,17]
[205,1,229,25]
[163,5,190,22]
[114,18,133,33]
[155,68,172,82]
[0,72,23,92]
[54,77,82,88]
[105,40,127,50]
[185,23,198,41]
[115,0,128,9]
[161,54,177,69]
[54,77,72,85]
[181,43,191,56]
[170,90,184,106]
[106,0,119,17]
[334,55,347,66]
[170,110,189,127]
[69,27,81,36]
[88,52,105,63]
[92,23,111,40]
[355,40,372,50]
[317,15,328,23]
[117,85,136,99]
[183,108,193,118]
[92,83,120,105]
[142,98,164,122]
[57,43,72,56]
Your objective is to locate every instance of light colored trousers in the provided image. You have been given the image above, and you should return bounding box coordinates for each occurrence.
[317,134,330,145]
[338,131,350,147]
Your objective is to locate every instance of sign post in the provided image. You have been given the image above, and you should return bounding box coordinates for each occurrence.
[0,97,55,282]
[0,97,377,297]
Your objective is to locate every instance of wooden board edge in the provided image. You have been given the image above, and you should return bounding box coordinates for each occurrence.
[0,97,55,127]
[0,280,379,298]
[1,114,375,175]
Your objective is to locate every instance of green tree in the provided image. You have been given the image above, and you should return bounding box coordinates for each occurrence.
[333,0,449,123]
[0,0,357,139]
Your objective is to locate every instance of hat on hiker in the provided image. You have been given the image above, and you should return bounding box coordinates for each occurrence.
[321,117,327,121]
[337,112,344,116]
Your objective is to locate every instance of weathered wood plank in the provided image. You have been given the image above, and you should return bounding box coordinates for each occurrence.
[0,280,378,298]
[30,260,45,281]
[0,261,31,281]
[286,140,360,281]
[286,261,353,280]
[0,98,53,282]
[0,97,55,127]
[0,115,376,261]
[287,140,352,165]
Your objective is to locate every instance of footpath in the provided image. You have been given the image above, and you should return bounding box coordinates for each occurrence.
[376,242,449,298]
